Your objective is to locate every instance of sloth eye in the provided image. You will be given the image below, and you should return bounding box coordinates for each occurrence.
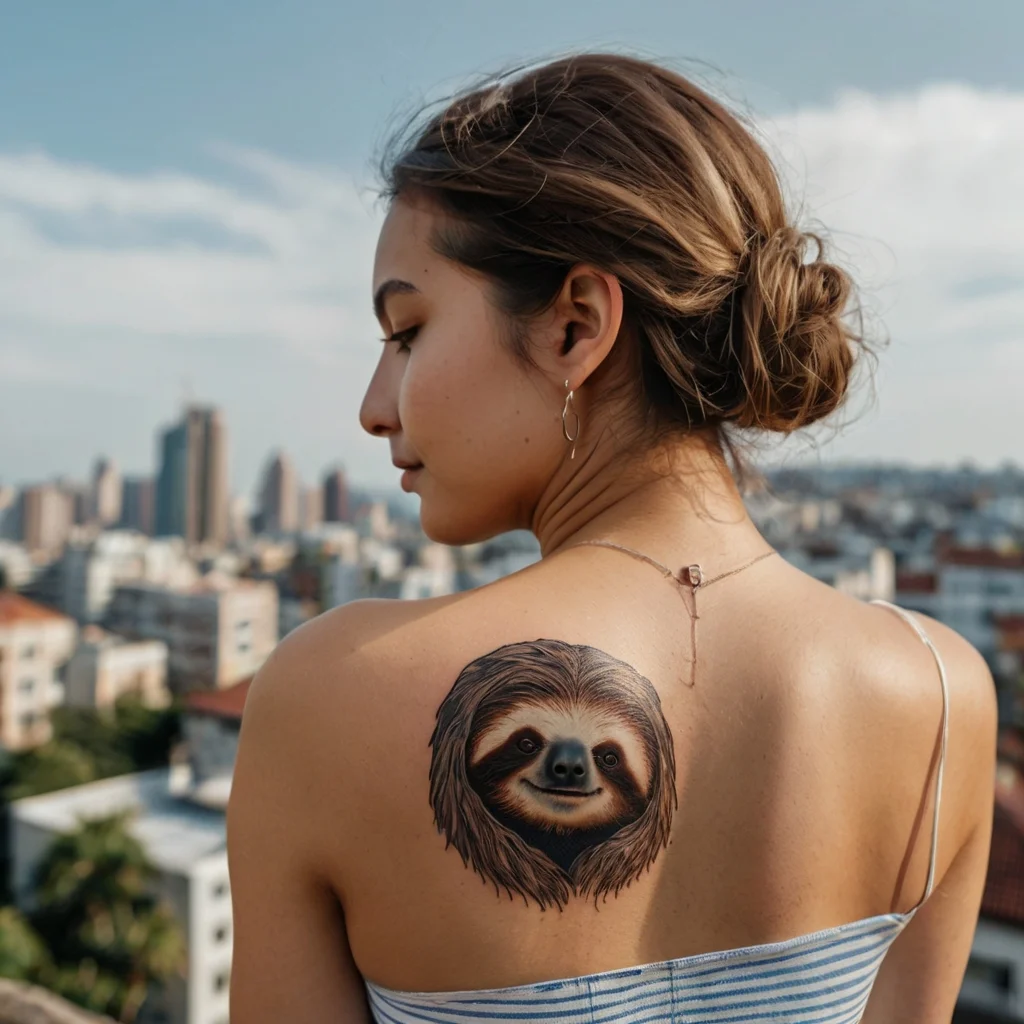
[601,752,619,767]
[517,737,538,754]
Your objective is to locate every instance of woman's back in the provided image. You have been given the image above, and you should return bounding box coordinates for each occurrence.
[229,542,994,1021]
[227,53,997,1022]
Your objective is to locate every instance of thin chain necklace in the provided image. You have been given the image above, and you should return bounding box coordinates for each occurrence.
[564,539,777,687]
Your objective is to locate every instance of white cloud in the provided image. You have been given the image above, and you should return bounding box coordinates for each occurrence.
[0,148,382,364]
[2,81,1023,491]
[761,83,1024,465]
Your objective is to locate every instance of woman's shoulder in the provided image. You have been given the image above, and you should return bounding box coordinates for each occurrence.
[849,600,998,888]
[864,602,996,750]
[242,595,462,727]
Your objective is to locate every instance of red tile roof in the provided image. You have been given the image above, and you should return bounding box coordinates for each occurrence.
[982,746,1024,927]
[982,801,1024,927]
[184,677,252,720]
[0,591,72,627]
[896,571,938,595]
[995,616,1024,653]
[940,547,1024,570]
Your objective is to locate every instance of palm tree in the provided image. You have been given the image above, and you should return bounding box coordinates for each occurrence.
[29,813,186,1023]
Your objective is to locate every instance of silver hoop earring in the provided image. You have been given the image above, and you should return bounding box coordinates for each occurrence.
[561,379,580,460]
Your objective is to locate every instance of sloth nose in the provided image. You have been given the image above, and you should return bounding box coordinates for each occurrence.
[544,740,591,789]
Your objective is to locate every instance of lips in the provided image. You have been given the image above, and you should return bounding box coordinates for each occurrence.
[522,779,601,799]
[399,465,423,493]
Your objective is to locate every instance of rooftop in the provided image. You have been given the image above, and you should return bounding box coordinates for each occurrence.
[0,591,72,627]
[117,573,271,597]
[78,624,166,650]
[185,677,252,720]
[940,547,1024,570]
[982,741,1024,927]
[995,616,1024,652]
[12,769,225,875]
[895,571,938,595]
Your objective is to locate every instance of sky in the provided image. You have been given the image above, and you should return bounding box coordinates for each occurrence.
[2,0,1023,495]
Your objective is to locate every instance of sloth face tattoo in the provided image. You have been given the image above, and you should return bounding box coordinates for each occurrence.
[428,639,677,910]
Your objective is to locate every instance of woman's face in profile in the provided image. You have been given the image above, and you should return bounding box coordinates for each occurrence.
[361,196,564,545]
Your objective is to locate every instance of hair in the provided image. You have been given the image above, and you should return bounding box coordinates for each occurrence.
[380,53,867,443]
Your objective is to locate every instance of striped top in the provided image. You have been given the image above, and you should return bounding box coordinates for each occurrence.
[366,601,950,1024]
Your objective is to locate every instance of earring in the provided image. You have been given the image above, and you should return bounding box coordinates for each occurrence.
[561,379,580,459]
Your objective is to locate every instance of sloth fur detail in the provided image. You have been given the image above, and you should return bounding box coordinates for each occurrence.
[428,639,677,911]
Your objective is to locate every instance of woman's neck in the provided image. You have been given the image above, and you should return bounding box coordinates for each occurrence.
[532,431,766,568]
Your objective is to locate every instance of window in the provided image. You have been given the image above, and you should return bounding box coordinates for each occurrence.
[235,619,253,655]
[21,644,36,660]
[18,677,34,695]
[19,711,38,731]
[213,968,230,993]
[986,580,1015,597]
[211,879,229,899]
[213,922,230,944]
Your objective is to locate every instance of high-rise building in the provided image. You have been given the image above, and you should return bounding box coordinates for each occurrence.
[258,451,299,535]
[121,475,156,535]
[299,485,323,532]
[0,485,17,540]
[53,478,92,527]
[155,406,228,547]
[322,467,351,523]
[91,457,122,526]
[228,495,251,545]
[19,485,73,556]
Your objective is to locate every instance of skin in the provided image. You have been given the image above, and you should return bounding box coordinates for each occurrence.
[228,195,998,1023]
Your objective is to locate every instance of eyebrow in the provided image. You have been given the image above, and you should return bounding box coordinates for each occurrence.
[373,278,419,321]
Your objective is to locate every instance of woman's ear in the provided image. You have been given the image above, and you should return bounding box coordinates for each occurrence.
[543,265,624,388]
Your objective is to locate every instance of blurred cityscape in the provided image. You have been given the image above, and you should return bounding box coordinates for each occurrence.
[1,403,1023,1023]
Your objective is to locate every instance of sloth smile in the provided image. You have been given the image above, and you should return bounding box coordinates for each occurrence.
[522,779,602,799]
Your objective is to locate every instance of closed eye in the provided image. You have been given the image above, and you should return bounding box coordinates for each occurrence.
[381,325,420,353]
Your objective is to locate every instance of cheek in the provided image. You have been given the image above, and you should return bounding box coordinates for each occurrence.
[403,327,552,478]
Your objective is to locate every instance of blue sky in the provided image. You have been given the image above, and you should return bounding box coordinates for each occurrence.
[2,1,1023,494]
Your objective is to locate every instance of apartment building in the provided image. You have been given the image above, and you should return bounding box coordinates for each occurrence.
[0,592,76,750]
[63,626,170,710]
[105,576,277,694]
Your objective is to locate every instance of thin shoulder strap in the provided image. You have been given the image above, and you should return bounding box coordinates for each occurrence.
[870,599,951,911]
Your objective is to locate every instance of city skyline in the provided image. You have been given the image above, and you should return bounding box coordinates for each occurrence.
[2,2,1023,492]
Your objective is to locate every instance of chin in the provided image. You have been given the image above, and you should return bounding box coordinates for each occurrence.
[419,496,512,548]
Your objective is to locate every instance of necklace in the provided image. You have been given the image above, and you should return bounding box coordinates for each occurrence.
[564,539,777,687]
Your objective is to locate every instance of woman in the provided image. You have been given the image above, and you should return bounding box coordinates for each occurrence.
[228,54,996,1023]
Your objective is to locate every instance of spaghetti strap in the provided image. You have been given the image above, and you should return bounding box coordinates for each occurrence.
[870,599,951,912]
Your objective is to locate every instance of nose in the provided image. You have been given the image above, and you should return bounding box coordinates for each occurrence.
[543,740,591,790]
[359,352,401,438]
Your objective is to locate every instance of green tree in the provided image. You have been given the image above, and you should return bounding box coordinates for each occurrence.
[0,905,50,981]
[111,697,182,771]
[48,709,133,779]
[5,740,97,801]
[48,699,182,779]
[29,813,186,1023]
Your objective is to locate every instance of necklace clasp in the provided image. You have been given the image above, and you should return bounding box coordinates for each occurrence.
[683,564,704,589]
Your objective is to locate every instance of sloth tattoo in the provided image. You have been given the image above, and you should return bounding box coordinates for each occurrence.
[428,639,677,910]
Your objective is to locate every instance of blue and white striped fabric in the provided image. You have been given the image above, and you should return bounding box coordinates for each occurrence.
[365,602,949,1024]
[366,910,912,1023]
